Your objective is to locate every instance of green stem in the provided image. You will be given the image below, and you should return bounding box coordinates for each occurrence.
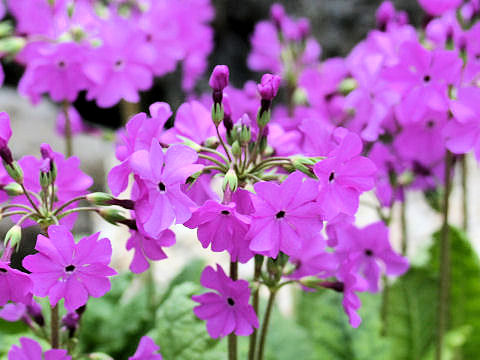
[248,256,263,360]
[20,184,41,214]
[62,100,73,157]
[198,154,228,170]
[400,198,408,256]
[2,204,36,212]
[436,151,453,360]
[380,275,389,336]
[461,155,468,231]
[216,125,232,162]
[256,289,277,360]
[57,206,98,219]
[200,146,229,164]
[51,304,59,348]
[2,210,29,218]
[228,261,238,360]
[53,195,87,216]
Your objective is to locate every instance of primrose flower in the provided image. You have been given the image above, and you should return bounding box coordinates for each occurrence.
[193,265,259,338]
[247,171,323,258]
[8,337,71,360]
[0,261,32,306]
[23,226,116,312]
[130,142,203,236]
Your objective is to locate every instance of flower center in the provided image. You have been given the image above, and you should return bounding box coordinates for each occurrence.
[227,297,235,306]
[426,120,435,128]
[329,172,335,182]
[65,265,76,272]
[57,60,66,68]
[0,268,7,273]
[423,75,431,83]
[158,182,166,192]
[275,210,286,219]
[365,249,373,256]
[221,210,230,215]
[114,59,124,70]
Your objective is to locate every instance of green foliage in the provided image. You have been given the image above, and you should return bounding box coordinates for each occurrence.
[385,268,437,360]
[148,282,222,360]
[429,226,480,358]
[78,273,151,359]
[296,289,390,360]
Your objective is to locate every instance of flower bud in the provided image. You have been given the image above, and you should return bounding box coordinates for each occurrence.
[271,3,285,29]
[86,192,114,205]
[39,171,51,189]
[98,208,129,224]
[257,108,271,128]
[211,103,224,127]
[62,312,80,338]
[222,168,238,192]
[0,37,26,55]
[4,161,24,184]
[4,225,21,250]
[27,302,44,327]
[338,78,357,95]
[209,65,229,93]
[177,135,202,152]
[204,136,220,149]
[258,74,281,101]
[0,138,13,165]
[231,141,242,157]
[3,182,23,196]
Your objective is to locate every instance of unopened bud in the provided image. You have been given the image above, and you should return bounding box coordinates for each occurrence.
[3,182,23,196]
[4,161,24,184]
[231,141,242,157]
[4,225,21,250]
[178,136,201,152]
[222,168,238,192]
[211,103,224,127]
[86,192,114,205]
[40,171,51,188]
[257,107,271,128]
[88,354,114,360]
[98,208,129,224]
[0,37,26,54]
[204,137,220,149]
[338,78,357,95]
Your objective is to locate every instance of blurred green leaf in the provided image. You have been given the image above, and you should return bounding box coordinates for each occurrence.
[429,226,480,358]
[149,282,222,360]
[297,289,390,359]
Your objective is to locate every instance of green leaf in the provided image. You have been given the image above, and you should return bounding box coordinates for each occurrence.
[149,282,222,360]
[385,268,437,360]
[428,226,480,358]
[297,289,390,359]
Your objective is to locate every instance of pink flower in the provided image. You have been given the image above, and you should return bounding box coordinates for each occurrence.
[8,337,70,360]
[247,171,323,258]
[130,142,203,236]
[83,16,155,107]
[127,226,176,274]
[129,336,162,360]
[0,261,32,306]
[23,225,116,312]
[335,222,409,292]
[184,200,253,263]
[18,42,90,103]
[314,131,376,220]
[192,265,259,338]
[418,0,462,16]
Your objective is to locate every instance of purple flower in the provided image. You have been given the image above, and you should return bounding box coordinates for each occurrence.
[18,42,90,103]
[209,65,230,92]
[314,131,376,220]
[247,171,323,258]
[184,200,253,263]
[127,226,176,274]
[418,0,462,16]
[0,112,13,164]
[257,74,281,101]
[129,336,163,360]
[130,142,203,236]
[8,337,71,360]
[23,225,117,312]
[0,261,32,306]
[192,265,259,338]
[335,222,409,292]
[0,303,27,322]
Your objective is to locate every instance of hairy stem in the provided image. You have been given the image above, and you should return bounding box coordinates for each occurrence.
[248,256,263,360]
[62,101,73,157]
[256,289,277,360]
[400,198,408,256]
[228,261,238,360]
[50,304,59,348]
[461,155,468,231]
[436,151,453,360]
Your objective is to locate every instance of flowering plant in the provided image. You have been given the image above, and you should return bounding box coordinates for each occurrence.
[0,0,479,359]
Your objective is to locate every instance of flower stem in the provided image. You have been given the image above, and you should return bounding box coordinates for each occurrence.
[400,198,408,256]
[436,150,453,360]
[53,195,87,216]
[50,304,59,348]
[228,261,238,360]
[461,155,468,231]
[57,206,98,219]
[20,184,41,214]
[198,154,228,171]
[248,256,263,360]
[256,289,277,360]
[62,100,73,158]
[216,125,232,162]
